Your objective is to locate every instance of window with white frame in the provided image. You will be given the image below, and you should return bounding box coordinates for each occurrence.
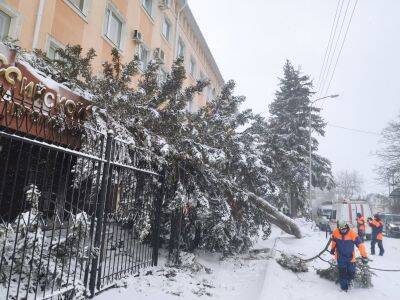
[0,10,11,40]
[138,44,150,71]
[158,68,168,85]
[46,36,65,60]
[189,57,196,77]
[177,38,185,58]
[104,5,124,48]
[48,42,61,60]
[68,0,85,11]
[162,17,171,41]
[142,0,153,17]
[63,0,90,17]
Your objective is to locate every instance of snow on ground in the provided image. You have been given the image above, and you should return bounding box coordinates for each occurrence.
[261,219,400,300]
[95,220,400,300]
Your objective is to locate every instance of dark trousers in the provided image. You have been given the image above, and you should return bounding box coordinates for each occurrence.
[338,262,356,291]
[358,230,365,242]
[371,239,384,255]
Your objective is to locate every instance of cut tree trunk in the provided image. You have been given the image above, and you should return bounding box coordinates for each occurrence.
[247,192,302,239]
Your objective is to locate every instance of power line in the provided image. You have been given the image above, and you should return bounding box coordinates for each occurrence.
[317,0,345,96]
[327,123,380,136]
[319,0,352,97]
[323,0,359,96]
[316,0,342,91]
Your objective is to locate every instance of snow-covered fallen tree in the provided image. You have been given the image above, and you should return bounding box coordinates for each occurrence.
[5,41,333,257]
[247,192,302,238]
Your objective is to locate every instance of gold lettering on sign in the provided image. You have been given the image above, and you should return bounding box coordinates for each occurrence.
[44,92,55,108]
[0,57,90,122]
[0,54,8,70]
[64,99,76,117]
[34,83,46,100]
[5,66,22,85]
[23,80,35,99]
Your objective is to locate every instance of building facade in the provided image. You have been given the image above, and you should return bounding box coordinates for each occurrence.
[0,0,223,111]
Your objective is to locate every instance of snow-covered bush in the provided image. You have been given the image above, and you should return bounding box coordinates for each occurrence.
[0,186,86,299]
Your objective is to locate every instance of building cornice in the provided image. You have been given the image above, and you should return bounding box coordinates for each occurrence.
[178,1,224,87]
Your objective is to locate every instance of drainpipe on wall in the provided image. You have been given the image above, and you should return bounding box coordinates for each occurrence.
[173,0,188,59]
[32,0,46,49]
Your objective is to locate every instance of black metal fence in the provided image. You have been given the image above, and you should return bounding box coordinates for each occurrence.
[0,123,163,299]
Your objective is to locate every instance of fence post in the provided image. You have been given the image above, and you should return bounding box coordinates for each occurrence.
[152,168,165,266]
[89,130,113,297]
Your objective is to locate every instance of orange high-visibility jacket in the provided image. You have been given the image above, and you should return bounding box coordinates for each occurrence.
[356,216,366,232]
[330,228,368,264]
[368,219,383,240]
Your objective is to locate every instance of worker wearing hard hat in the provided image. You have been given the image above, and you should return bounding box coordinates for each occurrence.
[356,213,366,242]
[329,220,368,291]
[367,214,384,256]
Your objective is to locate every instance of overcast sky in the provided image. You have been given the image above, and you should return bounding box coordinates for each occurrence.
[189,0,400,195]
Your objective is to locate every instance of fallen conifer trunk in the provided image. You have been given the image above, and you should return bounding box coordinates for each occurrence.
[247,192,302,239]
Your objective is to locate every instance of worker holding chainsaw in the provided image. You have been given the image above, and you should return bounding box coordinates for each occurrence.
[329,220,368,291]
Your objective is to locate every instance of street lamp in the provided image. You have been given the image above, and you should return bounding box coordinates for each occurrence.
[308,94,339,214]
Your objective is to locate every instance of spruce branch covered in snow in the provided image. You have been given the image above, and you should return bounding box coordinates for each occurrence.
[316,258,374,288]
[276,253,308,273]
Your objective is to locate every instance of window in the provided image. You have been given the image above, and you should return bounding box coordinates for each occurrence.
[63,0,90,18]
[46,36,65,60]
[142,0,153,17]
[138,44,150,71]
[158,68,168,85]
[0,10,11,40]
[162,18,171,41]
[177,38,185,58]
[48,42,61,60]
[189,57,196,77]
[68,0,85,11]
[104,5,124,48]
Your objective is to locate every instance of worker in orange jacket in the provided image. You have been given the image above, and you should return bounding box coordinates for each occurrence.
[356,213,366,242]
[367,214,384,256]
[329,220,368,291]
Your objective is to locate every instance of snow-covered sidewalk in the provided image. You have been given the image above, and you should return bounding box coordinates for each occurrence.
[94,221,400,300]
[94,250,270,300]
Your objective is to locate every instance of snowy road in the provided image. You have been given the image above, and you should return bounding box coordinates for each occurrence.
[95,221,400,300]
[259,221,400,300]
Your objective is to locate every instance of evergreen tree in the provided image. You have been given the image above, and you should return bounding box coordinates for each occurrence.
[266,60,333,217]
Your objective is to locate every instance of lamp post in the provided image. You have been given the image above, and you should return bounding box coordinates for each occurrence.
[309,94,339,215]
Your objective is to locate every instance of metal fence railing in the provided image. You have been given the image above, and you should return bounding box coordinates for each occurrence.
[0,112,163,299]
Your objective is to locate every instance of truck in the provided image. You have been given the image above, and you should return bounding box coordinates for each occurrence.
[328,200,373,240]
[315,203,334,232]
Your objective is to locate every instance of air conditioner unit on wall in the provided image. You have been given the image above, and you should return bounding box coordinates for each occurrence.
[159,0,171,10]
[132,30,143,43]
[154,48,165,63]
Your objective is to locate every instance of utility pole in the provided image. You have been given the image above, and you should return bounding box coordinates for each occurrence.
[309,94,339,216]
